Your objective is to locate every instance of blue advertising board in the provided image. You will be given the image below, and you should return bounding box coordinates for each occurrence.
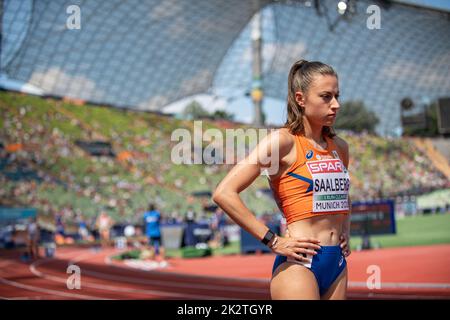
[350,200,396,236]
[0,207,37,225]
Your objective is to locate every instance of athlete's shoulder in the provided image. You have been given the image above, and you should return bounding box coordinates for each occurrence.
[331,135,349,166]
[256,127,294,154]
[333,134,348,146]
[276,127,296,147]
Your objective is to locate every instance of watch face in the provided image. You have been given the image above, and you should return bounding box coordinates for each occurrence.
[263,230,274,244]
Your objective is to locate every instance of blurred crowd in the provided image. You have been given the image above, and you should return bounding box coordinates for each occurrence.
[343,130,449,201]
[1,98,449,238]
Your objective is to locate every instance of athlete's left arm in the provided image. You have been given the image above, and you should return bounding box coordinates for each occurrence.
[335,136,351,257]
[341,195,351,257]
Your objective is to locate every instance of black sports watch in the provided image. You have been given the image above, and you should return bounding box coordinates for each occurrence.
[261,229,276,246]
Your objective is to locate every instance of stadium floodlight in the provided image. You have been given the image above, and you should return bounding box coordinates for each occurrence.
[337,0,348,15]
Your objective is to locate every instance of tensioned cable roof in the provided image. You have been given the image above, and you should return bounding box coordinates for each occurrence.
[214,0,450,135]
[2,0,271,108]
[2,0,450,135]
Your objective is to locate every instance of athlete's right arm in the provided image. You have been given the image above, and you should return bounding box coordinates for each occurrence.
[212,129,321,262]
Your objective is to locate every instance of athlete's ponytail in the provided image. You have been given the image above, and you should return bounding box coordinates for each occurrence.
[284,59,338,138]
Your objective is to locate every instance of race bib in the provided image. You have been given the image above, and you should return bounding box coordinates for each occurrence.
[306,159,350,213]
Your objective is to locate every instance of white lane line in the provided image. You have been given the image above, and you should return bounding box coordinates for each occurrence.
[70,250,450,294]
[0,248,111,300]
[8,248,450,300]
[0,296,53,300]
[90,269,268,294]
[348,292,450,300]
[30,263,245,300]
[30,267,237,300]
[0,277,110,300]
[74,252,268,293]
[105,256,450,293]
[83,267,268,294]
[349,281,450,289]
[0,295,55,300]
[31,254,255,299]
[105,256,269,285]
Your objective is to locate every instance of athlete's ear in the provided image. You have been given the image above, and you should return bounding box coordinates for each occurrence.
[295,91,305,107]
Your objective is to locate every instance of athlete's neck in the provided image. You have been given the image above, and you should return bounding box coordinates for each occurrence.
[302,116,325,145]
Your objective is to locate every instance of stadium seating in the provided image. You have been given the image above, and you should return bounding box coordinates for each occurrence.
[0,92,448,228]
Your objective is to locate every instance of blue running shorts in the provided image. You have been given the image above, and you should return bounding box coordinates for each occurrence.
[272,245,347,296]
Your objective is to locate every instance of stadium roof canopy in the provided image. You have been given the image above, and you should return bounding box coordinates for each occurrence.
[2,0,450,135]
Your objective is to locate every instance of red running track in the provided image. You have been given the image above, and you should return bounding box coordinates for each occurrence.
[1,244,449,300]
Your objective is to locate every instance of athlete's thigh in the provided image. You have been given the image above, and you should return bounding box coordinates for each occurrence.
[270,262,320,300]
[322,266,348,300]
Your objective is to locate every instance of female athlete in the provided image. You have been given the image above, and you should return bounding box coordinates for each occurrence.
[213,60,351,300]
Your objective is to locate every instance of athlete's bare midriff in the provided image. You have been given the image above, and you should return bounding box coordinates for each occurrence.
[287,214,346,246]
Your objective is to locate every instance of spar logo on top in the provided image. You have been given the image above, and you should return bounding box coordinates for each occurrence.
[307,158,347,174]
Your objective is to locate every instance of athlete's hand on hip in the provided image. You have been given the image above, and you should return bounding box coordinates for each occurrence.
[271,236,321,263]
[340,233,351,257]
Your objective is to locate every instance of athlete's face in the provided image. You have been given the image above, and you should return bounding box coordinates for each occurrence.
[295,74,340,127]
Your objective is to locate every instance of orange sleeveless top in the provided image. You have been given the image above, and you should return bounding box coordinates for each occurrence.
[269,134,350,225]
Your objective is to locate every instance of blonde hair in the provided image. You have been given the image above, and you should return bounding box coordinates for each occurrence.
[284,59,338,138]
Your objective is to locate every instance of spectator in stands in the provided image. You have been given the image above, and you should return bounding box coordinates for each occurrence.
[210,207,226,248]
[96,211,114,248]
[27,217,40,259]
[143,203,166,266]
[77,214,90,242]
[183,208,197,247]
[55,212,65,236]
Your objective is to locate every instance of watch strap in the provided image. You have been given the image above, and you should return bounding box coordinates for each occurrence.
[261,229,275,246]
